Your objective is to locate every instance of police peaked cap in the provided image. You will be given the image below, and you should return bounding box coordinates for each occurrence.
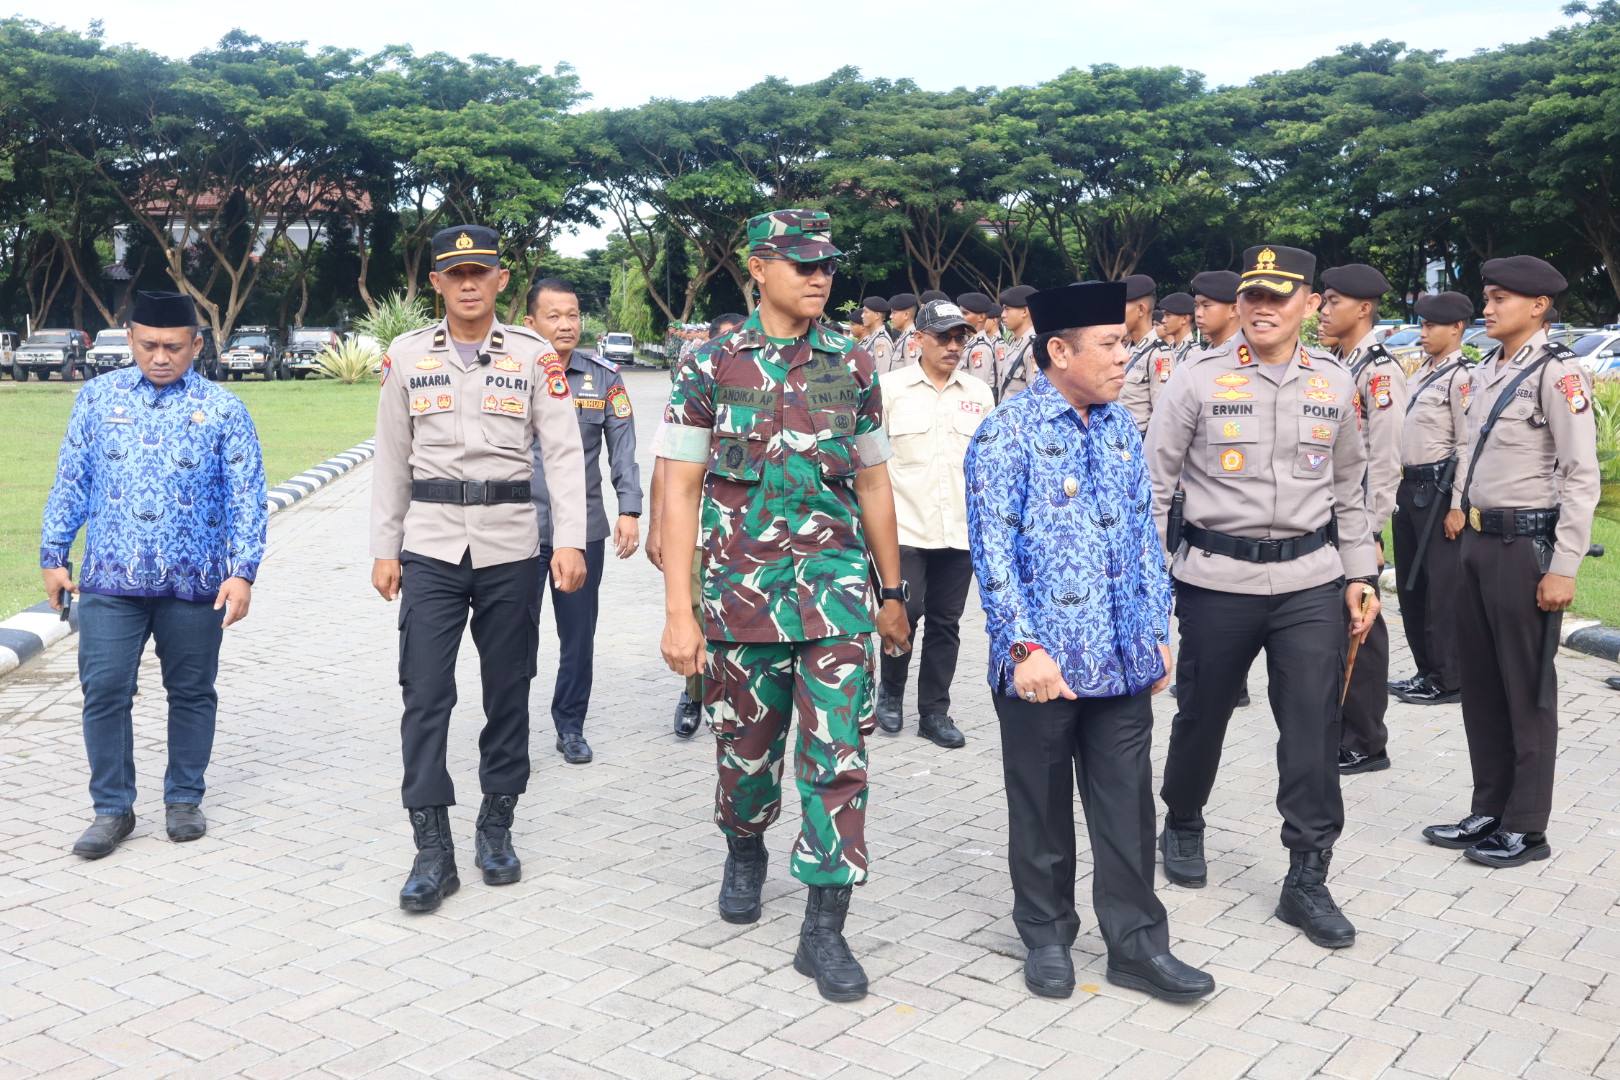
[1320,263,1392,300]
[888,292,919,310]
[1414,292,1474,324]
[1482,255,1567,298]
[130,290,197,328]
[1027,281,1128,335]
[919,290,950,304]
[1190,270,1240,304]
[954,292,994,313]
[1160,292,1196,316]
[862,296,891,313]
[997,284,1037,307]
[1121,274,1156,302]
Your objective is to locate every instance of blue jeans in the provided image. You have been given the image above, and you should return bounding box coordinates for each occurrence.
[77,593,225,815]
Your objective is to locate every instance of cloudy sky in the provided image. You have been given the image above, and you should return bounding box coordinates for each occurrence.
[7,0,1578,252]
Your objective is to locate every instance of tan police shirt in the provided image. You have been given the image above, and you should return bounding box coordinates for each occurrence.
[1146,332,1377,595]
[1343,328,1409,534]
[1118,335,1178,435]
[1399,348,1470,509]
[867,329,894,372]
[995,331,1036,401]
[370,319,588,567]
[883,327,920,374]
[880,363,995,550]
[1454,330,1599,578]
[958,330,996,384]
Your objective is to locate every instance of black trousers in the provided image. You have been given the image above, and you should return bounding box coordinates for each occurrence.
[1340,612,1390,756]
[537,538,606,736]
[1391,478,1463,691]
[995,688,1169,960]
[1455,529,1558,832]
[880,546,974,716]
[398,551,542,808]
[1162,581,1347,851]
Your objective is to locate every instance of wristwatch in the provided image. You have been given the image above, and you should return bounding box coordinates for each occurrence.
[1010,641,1044,663]
[879,581,910,603]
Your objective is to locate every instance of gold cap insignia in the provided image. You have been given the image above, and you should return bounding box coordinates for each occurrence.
[1255,248,1277,272]
[455,233,473,250]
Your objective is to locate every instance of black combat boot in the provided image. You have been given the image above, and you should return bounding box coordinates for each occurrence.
[1275,849,1355,948]
[793,885,869,1002]
[1159,811,1206,888]
[475,794,521,885]
[874,685,903,734]
[718,834,768,924]
[399,806,459,913]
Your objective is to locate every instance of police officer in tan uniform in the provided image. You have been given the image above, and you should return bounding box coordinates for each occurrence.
[1317,264,1408,775]
[1190,271,1241,354]
[1159,292,1197,360]
[860,297,893,371]
[884,293,920,374]
[1423,256,1598,868]
[955,292,997,383]
[993,285,1037,402]
[1119,275,1175,434]
[371,224,589,913]
[1389,292,1473,707]
[1148,244,1380,950]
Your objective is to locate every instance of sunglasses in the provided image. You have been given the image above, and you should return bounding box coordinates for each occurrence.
[758,256,838,278]
[926,330,971,345]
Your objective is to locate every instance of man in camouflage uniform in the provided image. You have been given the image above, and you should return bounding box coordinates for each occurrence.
[659,209,910,1003]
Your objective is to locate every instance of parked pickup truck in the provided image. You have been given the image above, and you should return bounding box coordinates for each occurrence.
[282,327,342,379]
[220,326,283,380]
[88,328,134,374]
[12,329,91,381]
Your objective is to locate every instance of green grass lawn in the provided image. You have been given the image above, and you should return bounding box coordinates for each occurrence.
[0,378,378,620]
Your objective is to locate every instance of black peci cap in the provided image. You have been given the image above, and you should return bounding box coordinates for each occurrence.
[130,291,198,328]
[1121,274,1156,302]
[955,292,994,313]
[919,290,950,304]
[1190,270,1240,304]
[997,284,1037,308]
[1414,292,1474,324]
[888,292,919,311]
[862,296,891,314]
[433,224,501,271]
[1027,281,1128,335]
[1240,245,1316,297]
[1160,292,1196,316]
[1481,255,1567,298]
[1320,263,1392,300]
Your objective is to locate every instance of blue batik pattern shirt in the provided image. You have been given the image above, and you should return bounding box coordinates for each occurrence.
[965,372,1171,698]
[40,367,267,602]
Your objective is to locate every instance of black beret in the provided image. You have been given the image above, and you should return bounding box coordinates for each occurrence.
[1121,274,1156,302]
[955,291,993,314]
[432,224,501,270]
[1152,308,1165,321]
[1190,270,1240,304]
[1028,281,1128,335]
[1240,244,1315,297]
[1482,255,1567,298]
[130,290,197,329]
[988,303,1004,318]
[1160,292,1196,316]
[919,290,950,304]
[1545,306,1560,324]
[888,292,919,310]
[997,285,1037,308]
[1414,291,1473,324]
[861,296,891,314]
[1320,263,1392,300]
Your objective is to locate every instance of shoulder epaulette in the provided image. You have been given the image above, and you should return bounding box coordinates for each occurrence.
[503,324,545,344]
[432,328,446,349]
[1307,346,1349,370]
[1546,342,1576,362]
[589,353,620,373]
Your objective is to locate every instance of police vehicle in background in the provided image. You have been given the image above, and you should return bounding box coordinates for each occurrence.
[1572,326,1620,375]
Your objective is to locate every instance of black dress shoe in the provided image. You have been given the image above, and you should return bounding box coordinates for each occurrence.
[73,812,135,859]
[1023,944,1075,998]
[1388,675,1423,696]
[1159,812,1206,888]
[1106,953,1215,1003]
[1422,814,1500,849]
[556,733,593,764]
[673,692,701,739]
[917,713,965,749]
[874,685,903,734]
[1338,746,1390,774]
[1605,676,1620,692]
[1464,830,1551,868]
[1396,678,1461,705]
[1236,685,1251,708]
[1275,849,1355,948]
[165,803,207,842]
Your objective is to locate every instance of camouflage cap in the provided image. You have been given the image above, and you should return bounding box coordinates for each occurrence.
[747,209,842,263]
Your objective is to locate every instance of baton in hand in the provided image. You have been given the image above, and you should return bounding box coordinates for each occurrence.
[1340,584,1375,707]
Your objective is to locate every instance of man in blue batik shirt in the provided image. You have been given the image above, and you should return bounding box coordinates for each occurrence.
[41,291,267,860]
[965,280,1213,1005]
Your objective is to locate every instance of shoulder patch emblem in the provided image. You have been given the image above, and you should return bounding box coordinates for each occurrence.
[415,357,441,370]
[608,386,632,418]
[1461,381,1473,410]
[380,354,392,385]
[1155,357,1172,383]
[1370,373,1393,409]
[1556,373,1590,414]
[493,357,522,372]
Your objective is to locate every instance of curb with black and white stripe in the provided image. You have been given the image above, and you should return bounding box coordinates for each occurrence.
[0,438,376,679]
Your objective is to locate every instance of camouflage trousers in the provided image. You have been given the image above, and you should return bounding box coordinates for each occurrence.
[705,636,877,887]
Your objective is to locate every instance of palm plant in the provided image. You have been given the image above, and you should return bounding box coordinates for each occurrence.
[354,292,433,350]
[314,338,383,384]
[1592,377,1620,523]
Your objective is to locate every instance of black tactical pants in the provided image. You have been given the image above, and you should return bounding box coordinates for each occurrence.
[1391,477,1463,692]
[398,551,542,808]
[1162,581,1348,851]
[879,546,974,716]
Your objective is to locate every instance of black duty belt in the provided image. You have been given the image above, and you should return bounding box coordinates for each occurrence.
[1467,507,1557,538]
[1183,522,1334,563]
[411,479,531,505]
[1401,459,1454,483]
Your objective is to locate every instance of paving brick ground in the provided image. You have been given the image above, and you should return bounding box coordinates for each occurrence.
[2,368,1618,1079]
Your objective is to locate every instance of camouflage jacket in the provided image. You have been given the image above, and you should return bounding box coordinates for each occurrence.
[659,311,892,643]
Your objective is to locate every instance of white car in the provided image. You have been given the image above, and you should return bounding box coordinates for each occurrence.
[1571,327,1620,375]
[599,332,635,366]
[89,329,133,374]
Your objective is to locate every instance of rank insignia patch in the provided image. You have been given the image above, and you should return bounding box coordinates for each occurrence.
[415,357,442,370]
[411,396,430,413]
[493,357,522,372]
[1212,388,1253,401]
[1221,449,1245,472]
[1214,372,1250,387]
[608,386,632,418]
[1556,374,1590,414]
[1236,345,1254,366]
